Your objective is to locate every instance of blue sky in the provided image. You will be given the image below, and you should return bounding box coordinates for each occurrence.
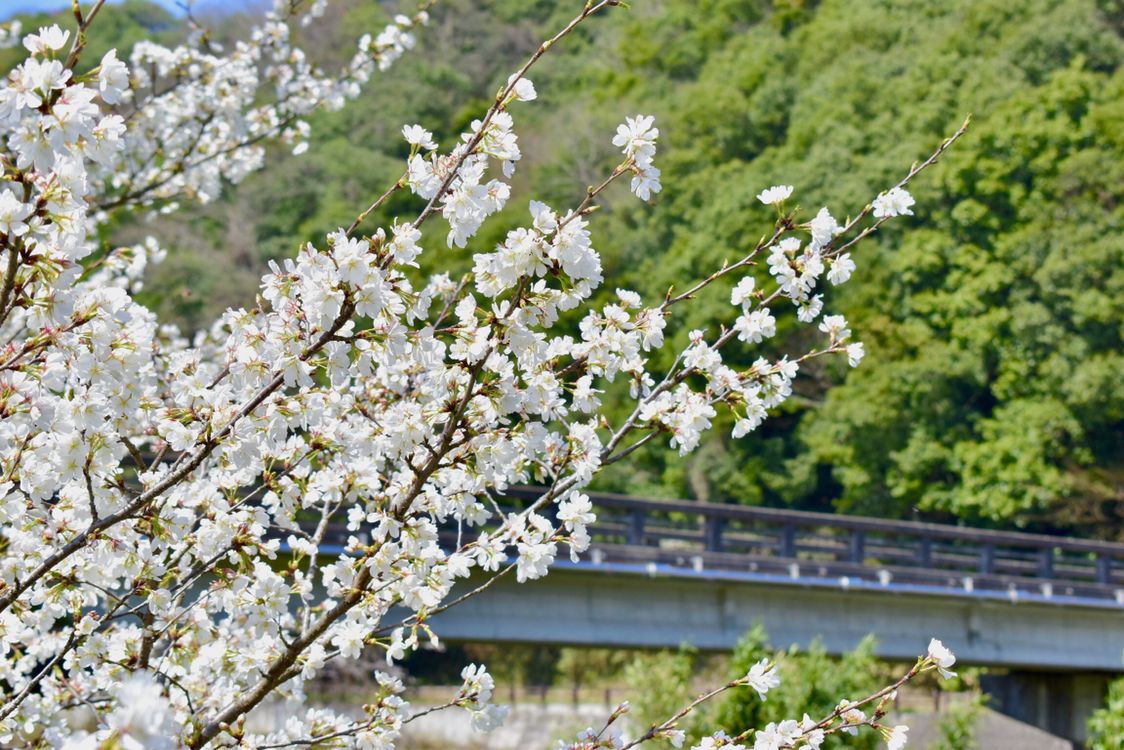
[3,0,187,18]
[1,0,257,20]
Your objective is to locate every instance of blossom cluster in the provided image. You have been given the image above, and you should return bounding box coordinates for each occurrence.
[98,2,430,208]
[0,3,956,749]
[456,664,509,732]
[613,114,662,200]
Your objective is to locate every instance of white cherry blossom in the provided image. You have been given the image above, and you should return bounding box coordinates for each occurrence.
[745,658,781,700]
[927,637,958,678]
[612,114,659,168]
[756,185,793,205]
[873,186,916,218]
[97,49,129,104]
[885,724,909,750]
[0,4,965,748]
[23,24,69,55]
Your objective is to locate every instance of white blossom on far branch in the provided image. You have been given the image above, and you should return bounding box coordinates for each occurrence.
[744,658,781,700]
[927,638,959,679]
[0,3,968,749]
[756,184,793,206]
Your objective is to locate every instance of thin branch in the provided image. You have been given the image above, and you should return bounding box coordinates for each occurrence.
[618,680,743,750]
[403,700,461,725]
[601,431,660,467]
[376,560,519,634]
[663,224,785,309]
[0,235,21,329]
[410,0,621,232]
[0,630,81,723]
[63,0,108,70]
[0,181,32,327]
[345,174,408,237]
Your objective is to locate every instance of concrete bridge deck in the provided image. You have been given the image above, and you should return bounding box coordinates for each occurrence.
[429,558,1124,670]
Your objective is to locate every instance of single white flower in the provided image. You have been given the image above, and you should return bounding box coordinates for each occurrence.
[0,190,32,236]
[827,253,856,285]
[807,207,842,249]
[818,314,850,342]
[927,638,957,679]
[613,114,658,168]
[846,341,865,366]
[98,48,130,104]
[631,165,662,201]
[468,703,509,732]
[838,702,867,736]
[757,185,793,205]
[745,657,780,700]
[402,124,437,150]
[506,73,537,101]
[885,724,909,750]
[799,714,826,749]
[731,276,756,307]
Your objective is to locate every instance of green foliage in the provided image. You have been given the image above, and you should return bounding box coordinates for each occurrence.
[804,56,1124,526]
[930,696,983,750]
[1088,676,1124,750]
[1,1,184,75]
[556,648,632,692]
[48,0,1124,532]
[713,627,886,750]
[625,625,887,749]
[624,644,700,730]
[582,0,1124,533]
[616,0,767,80]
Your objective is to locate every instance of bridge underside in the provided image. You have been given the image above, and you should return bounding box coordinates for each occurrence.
[427,560,1124,671]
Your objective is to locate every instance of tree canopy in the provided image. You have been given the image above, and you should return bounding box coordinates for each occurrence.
[10,0,1122,533]
[580,0,1124,533]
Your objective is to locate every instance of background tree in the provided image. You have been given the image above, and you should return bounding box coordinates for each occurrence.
[625,626,888,750]
[16,0,1121,534]
[1088,676,1124,750]
[0,1,959,748]
[565,0,1124,535]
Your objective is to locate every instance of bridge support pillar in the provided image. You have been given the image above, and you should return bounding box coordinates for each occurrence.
[981,671,1115,746]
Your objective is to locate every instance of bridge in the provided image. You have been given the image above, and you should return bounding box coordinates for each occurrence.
[409,489,1124,744]
[426,488,1124,660]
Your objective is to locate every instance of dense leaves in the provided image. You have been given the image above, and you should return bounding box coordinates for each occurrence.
[584,0,1124,533]
[1089,675,1124,749]
[9,0,1122,531]
[0,2,970,747]
[801,35,1124,529]
[625,625,887,750]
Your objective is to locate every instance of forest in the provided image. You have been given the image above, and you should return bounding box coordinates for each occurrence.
[4,0,1124,537]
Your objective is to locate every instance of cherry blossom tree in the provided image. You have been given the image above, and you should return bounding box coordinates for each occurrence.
[0,1,966,748]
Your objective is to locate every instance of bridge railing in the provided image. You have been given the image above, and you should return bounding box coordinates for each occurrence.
[119,450,1124,602]
[502,487,1124,603]
[281,482,1124,603]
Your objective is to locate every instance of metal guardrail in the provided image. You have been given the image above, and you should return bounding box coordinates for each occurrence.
[118,452,1124,603]
[498,488,1124,603]
[287,485,1124,603]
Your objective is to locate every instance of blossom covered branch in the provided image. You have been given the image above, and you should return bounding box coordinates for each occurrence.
[0,2,966,748]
